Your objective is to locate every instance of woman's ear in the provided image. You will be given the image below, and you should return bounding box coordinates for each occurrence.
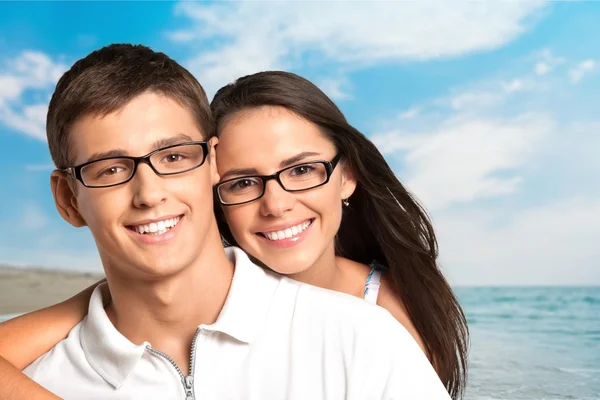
[340,160,357,201]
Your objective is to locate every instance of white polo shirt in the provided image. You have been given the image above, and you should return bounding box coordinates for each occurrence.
[24,246,450,399]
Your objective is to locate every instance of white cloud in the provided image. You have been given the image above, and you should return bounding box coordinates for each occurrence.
[316,77,351,100]
[503,78,525,93]
[535,61,550,76]
[370,46,599,214]
[533,49,565,76]
[445,75,533,113]
[437,197,600,286]
[371,59,555,211]
[569,59,596,83]
[0,75,23,103]
[449,90,503,111]
[19,204,50,231]
[24,164,54,171]
[0,103,49,140]
[373,113,553,210]
[165,30,196,43]
[9,52,64,84]
[374,112,600,285]
[0,51,66,140]
[368,42,600,285]
[399,107,421,120]
[167,1,546,97]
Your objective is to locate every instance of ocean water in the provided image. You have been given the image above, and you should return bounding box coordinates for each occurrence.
[2,287,599,399]
[457,286,600,400]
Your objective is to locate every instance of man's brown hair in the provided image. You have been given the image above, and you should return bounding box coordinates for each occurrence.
[47,43,213,169]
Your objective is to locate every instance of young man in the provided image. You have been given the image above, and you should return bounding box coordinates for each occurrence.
[2,44,450,399]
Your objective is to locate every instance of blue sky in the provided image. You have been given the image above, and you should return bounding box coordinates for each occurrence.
[0,1,598,285]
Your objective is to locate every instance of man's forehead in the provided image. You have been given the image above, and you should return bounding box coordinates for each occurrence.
[76,133,199,165]
[68,93,204,165]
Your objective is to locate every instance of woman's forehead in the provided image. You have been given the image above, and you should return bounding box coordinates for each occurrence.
[215,108,336,176]
[217,108,334,159]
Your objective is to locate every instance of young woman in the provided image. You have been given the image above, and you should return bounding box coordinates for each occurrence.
[0,71,468,399]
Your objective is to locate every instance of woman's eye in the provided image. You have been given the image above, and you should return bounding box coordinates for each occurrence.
[291,165,314,176]
[230,179,256,190]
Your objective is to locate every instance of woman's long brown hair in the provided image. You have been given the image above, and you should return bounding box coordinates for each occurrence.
[210,71,469,398]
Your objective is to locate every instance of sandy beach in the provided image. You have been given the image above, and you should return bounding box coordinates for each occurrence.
[0,266,104,315]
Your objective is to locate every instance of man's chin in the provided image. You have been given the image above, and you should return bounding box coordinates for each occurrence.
[102,252,189,281]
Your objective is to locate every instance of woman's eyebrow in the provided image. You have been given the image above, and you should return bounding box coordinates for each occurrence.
[279,151,321,168]
[220,151,322,180]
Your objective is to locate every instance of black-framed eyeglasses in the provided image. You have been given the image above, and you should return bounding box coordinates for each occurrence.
[215,154,342,206]
[61,142,209,188]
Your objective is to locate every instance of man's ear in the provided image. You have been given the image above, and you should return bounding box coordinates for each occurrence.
[340,160,357,201]
[207,136,221,186]
[50,171,87,227]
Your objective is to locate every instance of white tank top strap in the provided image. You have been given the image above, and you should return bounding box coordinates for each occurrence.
[364,266,383,305]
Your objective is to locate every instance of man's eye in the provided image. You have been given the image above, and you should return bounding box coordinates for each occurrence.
[101,166,125,176]
[163,154,184,163]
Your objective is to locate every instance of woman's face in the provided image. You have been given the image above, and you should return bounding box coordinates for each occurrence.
[215,106,356,276]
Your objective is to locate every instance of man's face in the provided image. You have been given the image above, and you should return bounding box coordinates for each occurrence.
[54,91,220,279]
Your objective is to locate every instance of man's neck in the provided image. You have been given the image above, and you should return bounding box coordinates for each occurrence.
[102,228,234,375]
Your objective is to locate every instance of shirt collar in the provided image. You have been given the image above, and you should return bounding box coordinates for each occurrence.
[80,284,148,389]
[80,246,281,388]
[199,246,282,343]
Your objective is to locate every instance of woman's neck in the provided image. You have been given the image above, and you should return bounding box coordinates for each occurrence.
[288,243,370,299]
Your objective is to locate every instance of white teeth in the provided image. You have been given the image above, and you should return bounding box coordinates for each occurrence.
[132,216,181,235]
[263,220,312,241]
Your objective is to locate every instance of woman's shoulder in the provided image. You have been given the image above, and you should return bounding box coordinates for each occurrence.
[375,271,430,358]
[368,260,389,272]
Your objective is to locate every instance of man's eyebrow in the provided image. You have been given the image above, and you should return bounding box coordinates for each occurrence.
[84,149,128,164]
[82,133,196,164]
[151,133,195,151]
[220,151,322,181]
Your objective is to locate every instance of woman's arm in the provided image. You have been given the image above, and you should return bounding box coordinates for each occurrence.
[0,279,105,369]
[0,279,106,400]
[0,356,61,400]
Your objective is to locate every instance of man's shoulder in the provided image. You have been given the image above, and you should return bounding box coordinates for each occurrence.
[283,281,451,399]
[283,277,403,332]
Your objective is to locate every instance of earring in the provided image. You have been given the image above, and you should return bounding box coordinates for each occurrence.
[342,198,350,207]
